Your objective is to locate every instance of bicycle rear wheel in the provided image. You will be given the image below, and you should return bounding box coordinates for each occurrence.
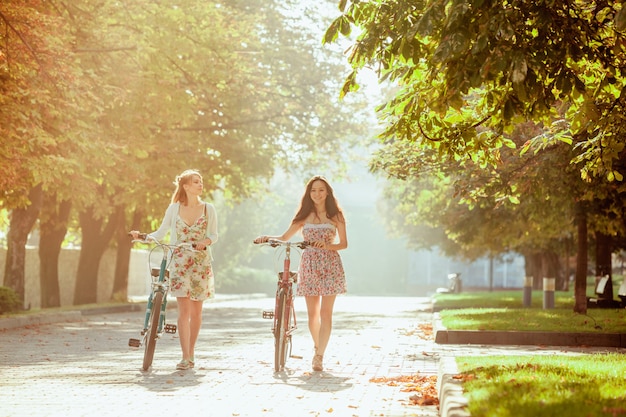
[143,291,163,371]
[274,288,290,372]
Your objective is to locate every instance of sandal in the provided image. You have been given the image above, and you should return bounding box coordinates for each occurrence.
[189,357,195,368]
[312,354,324,372]
[176,360,191,370]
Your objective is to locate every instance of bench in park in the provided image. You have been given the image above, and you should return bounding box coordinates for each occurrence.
[436,273,462,294]
[586,275,625,309]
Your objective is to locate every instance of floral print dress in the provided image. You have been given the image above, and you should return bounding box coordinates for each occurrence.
[297,223,346,297]
[169,212,214,301]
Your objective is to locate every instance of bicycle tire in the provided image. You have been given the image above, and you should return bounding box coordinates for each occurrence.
[274,288,289,372]
[142,291,163,371]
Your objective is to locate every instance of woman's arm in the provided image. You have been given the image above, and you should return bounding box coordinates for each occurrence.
[148,203,176,241]
[325,217,347,251]
[254,220,304,243]
[202,203,218,246]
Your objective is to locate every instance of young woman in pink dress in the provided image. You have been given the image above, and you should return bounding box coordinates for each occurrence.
[255,175,347,371]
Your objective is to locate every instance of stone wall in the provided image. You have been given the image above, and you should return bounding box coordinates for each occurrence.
[0,247,150,309]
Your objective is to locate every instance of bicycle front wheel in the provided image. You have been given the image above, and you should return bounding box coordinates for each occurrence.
[143,291,163,371]
[274,288,290,372]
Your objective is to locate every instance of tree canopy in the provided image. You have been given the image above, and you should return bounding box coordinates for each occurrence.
[325,0,626,311]
[0,0,372,305]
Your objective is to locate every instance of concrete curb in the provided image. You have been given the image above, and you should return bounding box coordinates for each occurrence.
[432,311,626,348]
[435,329,626,347]
[0,311,84,331]
[0,293,268,331]
[437,356,471,417]
[434,312,471,417]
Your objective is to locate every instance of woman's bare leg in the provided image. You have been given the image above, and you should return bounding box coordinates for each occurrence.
[316,295,336,356]
[305,296,321,350]
[188,299,203,360]
[176,297,191,360]
[305,295,336,355]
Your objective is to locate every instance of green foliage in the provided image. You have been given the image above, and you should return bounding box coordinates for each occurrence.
[216,266,275,295]
[0,0,374,307]
[326,0,626,264]
[1,0,371,215]
[328,0,626,178]
[0,286,21,314]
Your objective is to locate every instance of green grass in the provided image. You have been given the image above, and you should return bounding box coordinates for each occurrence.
[434,283,626,416]
[433,289,575,310]
[439,307,626,333]
[434,288,626,333]
[457,354,626,417]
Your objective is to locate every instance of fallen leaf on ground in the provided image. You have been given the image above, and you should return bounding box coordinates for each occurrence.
[409,394,438,406]
[370,374,439,406]
[418,323,433,339]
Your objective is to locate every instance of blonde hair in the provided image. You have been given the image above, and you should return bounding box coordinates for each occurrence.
[171,169,202,204]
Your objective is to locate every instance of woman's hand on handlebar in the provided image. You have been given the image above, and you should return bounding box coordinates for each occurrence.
[309,240,327,249]
[193,239,211,251]
[128,231,149,241]
[253,236,269,244]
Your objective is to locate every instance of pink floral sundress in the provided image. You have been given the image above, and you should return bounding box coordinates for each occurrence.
[297,223,346,297]
[169,212,214,301]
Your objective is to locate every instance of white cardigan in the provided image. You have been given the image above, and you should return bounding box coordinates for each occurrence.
[149,202,218,261]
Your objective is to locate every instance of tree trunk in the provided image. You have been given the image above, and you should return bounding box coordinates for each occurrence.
[563,237,571,291]
[3,184,43,306]
[573,203,588,314]
[73,206,118,305]
[111,208,141,301]
[595,232,613,300]
[541,250,562,290]
[531,252,543,289]
[38,195,72,308]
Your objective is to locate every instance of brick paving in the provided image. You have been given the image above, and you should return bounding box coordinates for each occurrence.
[0,296,441,417]
[3,295,624,417]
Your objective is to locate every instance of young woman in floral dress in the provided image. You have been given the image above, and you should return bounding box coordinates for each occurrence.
[131,169,218,370]
[255,175,347,371]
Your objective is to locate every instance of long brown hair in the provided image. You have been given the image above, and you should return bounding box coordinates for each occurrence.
[292,175,345,224]
[171,169,202,204]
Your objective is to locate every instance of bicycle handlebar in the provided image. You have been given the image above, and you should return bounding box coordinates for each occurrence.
[128,233,206,250]
[254,239,309,249]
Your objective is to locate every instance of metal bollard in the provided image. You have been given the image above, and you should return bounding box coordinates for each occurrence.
[543,277,555,309]
[523,276,533,307]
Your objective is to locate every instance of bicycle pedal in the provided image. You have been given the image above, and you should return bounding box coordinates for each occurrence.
[262,310,274,319]
[290,354,303,359]
[164,324,177,334]
[128,338,141,348]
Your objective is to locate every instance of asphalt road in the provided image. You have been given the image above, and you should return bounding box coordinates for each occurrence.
[0,296,442,417]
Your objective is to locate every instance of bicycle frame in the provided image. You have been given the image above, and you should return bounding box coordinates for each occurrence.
[275,243,297,339]
[129,234,196,370]
[142,252,170,334]
[257,239,308,372]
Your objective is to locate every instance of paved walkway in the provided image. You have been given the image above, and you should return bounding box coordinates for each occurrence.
[2,295,624,417]
[1,296,441,417]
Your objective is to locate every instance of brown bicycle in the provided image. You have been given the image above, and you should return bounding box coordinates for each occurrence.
[255,239,309,372]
